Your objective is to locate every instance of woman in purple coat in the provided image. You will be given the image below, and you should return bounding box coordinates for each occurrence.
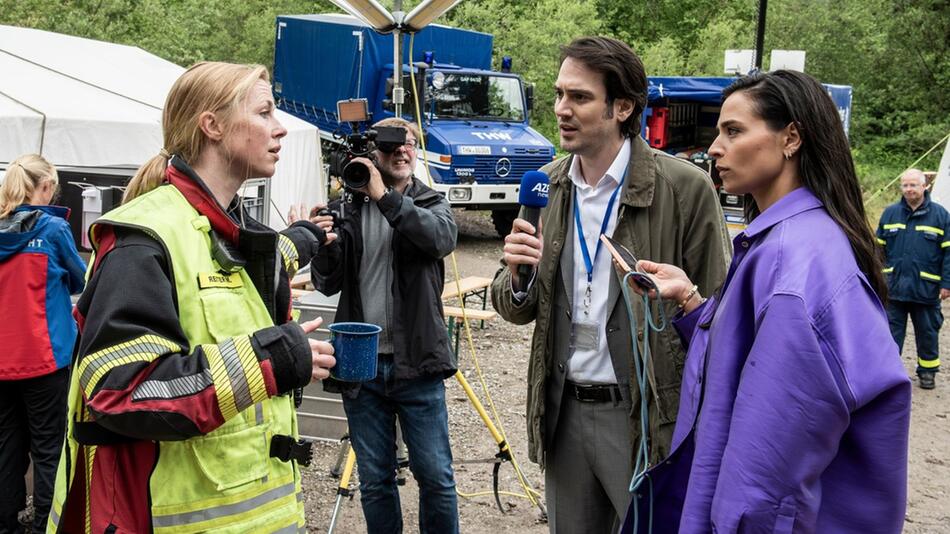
[622,71,911,533]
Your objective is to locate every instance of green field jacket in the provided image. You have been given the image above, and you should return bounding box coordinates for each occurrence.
[491,136,731,467]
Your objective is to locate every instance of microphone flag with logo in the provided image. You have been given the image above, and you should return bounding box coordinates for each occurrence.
[516,170,549,291]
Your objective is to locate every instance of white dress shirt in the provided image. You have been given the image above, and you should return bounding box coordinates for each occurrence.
[566,139,630,384]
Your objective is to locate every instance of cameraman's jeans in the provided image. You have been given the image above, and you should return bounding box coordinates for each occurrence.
[342,354,459,534]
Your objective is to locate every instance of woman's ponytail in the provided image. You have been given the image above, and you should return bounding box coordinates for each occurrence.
[0,154,58,218]
[123,151,170,204]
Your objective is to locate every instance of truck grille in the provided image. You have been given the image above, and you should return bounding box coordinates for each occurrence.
[471,155,552,182]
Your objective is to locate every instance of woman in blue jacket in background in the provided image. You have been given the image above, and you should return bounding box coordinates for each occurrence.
[0,154,85,533]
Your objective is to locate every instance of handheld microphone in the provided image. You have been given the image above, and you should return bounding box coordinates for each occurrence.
[516,170,550,291]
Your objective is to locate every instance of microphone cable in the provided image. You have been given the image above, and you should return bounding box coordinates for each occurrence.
[620,269,668,534]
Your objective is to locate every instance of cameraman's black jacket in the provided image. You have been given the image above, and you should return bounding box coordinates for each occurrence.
[311,177,458,386]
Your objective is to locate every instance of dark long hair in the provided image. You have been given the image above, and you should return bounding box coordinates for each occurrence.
[724,70,888,302]
[560,36,647,138]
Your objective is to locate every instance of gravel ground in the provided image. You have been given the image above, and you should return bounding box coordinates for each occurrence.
[901,319,950,533]
[296,209,950,533]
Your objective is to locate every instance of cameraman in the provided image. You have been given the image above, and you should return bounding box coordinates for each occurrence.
[311,117,460,533]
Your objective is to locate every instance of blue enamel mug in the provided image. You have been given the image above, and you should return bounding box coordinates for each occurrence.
[328,322,381,382]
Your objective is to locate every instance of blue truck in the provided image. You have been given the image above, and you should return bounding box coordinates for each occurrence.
[640,76,853,227]
[273,14,555,236]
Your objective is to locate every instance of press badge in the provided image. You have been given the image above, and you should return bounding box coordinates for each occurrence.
[571,321,601,352]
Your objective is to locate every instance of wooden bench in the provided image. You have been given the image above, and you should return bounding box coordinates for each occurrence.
[290,272,311,290]
[442,276,493,328]
[442,306,497,322]
[291,288,313,300]
[442,306,497,356]
[441,276,493,301]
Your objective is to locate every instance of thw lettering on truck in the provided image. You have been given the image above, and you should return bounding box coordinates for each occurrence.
[471,132,513,141]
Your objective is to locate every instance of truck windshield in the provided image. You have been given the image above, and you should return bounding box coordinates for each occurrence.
[431,74,525,122]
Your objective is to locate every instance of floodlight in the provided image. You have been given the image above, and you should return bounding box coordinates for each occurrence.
[403,0,461,32]
[769,50,806,72]
[337,99,369,122]
[329,0,395,31]
[724,49,755,75]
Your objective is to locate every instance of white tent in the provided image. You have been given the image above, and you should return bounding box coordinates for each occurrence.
[929,136,950,206]
[0,24,324,229]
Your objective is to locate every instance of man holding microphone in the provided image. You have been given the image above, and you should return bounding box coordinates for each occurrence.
[490,36,730,533]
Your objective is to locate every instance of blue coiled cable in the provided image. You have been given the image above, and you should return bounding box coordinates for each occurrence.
[621,271,667,534]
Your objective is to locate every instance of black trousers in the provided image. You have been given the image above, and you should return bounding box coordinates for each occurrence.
[0,367,69,534]
[887,299,943,374]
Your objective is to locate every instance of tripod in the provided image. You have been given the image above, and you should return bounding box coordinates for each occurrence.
[324,367,547,532]
[328,435,357,534]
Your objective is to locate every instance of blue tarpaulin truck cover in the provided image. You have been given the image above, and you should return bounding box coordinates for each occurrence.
[646,76,853,135]
[274,14,493,133]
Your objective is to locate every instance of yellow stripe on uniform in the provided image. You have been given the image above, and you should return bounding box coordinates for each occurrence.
[85,445,96,534]
[77,335,182,398]
[883,223,906,230]
[942,241,950,248]
[233,336,269,406]
[877,238,886,245]
[204,343,239,420]
[277,234,299,276]
[204,336,267,420]
[883,267,894,273]
[918,358,940,369]
[920,271,941,281]
[916,225,945,235]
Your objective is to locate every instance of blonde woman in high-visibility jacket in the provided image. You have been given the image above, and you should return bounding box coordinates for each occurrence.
[48,62,336,534]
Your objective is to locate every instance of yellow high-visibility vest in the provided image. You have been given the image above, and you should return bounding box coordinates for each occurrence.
[49,184,305,534]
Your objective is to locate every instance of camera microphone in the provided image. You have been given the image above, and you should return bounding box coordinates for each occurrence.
[516,170,549,292]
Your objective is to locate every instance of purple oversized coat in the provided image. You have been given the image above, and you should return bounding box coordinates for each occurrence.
[623,187,911,533]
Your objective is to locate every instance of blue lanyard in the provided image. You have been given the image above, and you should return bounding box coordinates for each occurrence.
[573,167,627,284]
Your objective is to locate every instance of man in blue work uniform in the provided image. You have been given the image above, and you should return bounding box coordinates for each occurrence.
[877,168,950,389]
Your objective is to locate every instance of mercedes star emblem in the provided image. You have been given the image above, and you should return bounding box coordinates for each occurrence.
[495,157,512,177]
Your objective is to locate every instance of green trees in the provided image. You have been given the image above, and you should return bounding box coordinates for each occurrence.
[0,0,335,66]
[445,0,602,143]
[454,0,948,174]
[764,0,947,167]
[2,0,946,186]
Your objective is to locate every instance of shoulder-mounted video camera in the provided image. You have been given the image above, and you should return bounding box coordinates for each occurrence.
[327,99,407,190]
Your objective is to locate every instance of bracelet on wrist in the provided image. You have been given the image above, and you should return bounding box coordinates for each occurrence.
[678,284,699,309]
